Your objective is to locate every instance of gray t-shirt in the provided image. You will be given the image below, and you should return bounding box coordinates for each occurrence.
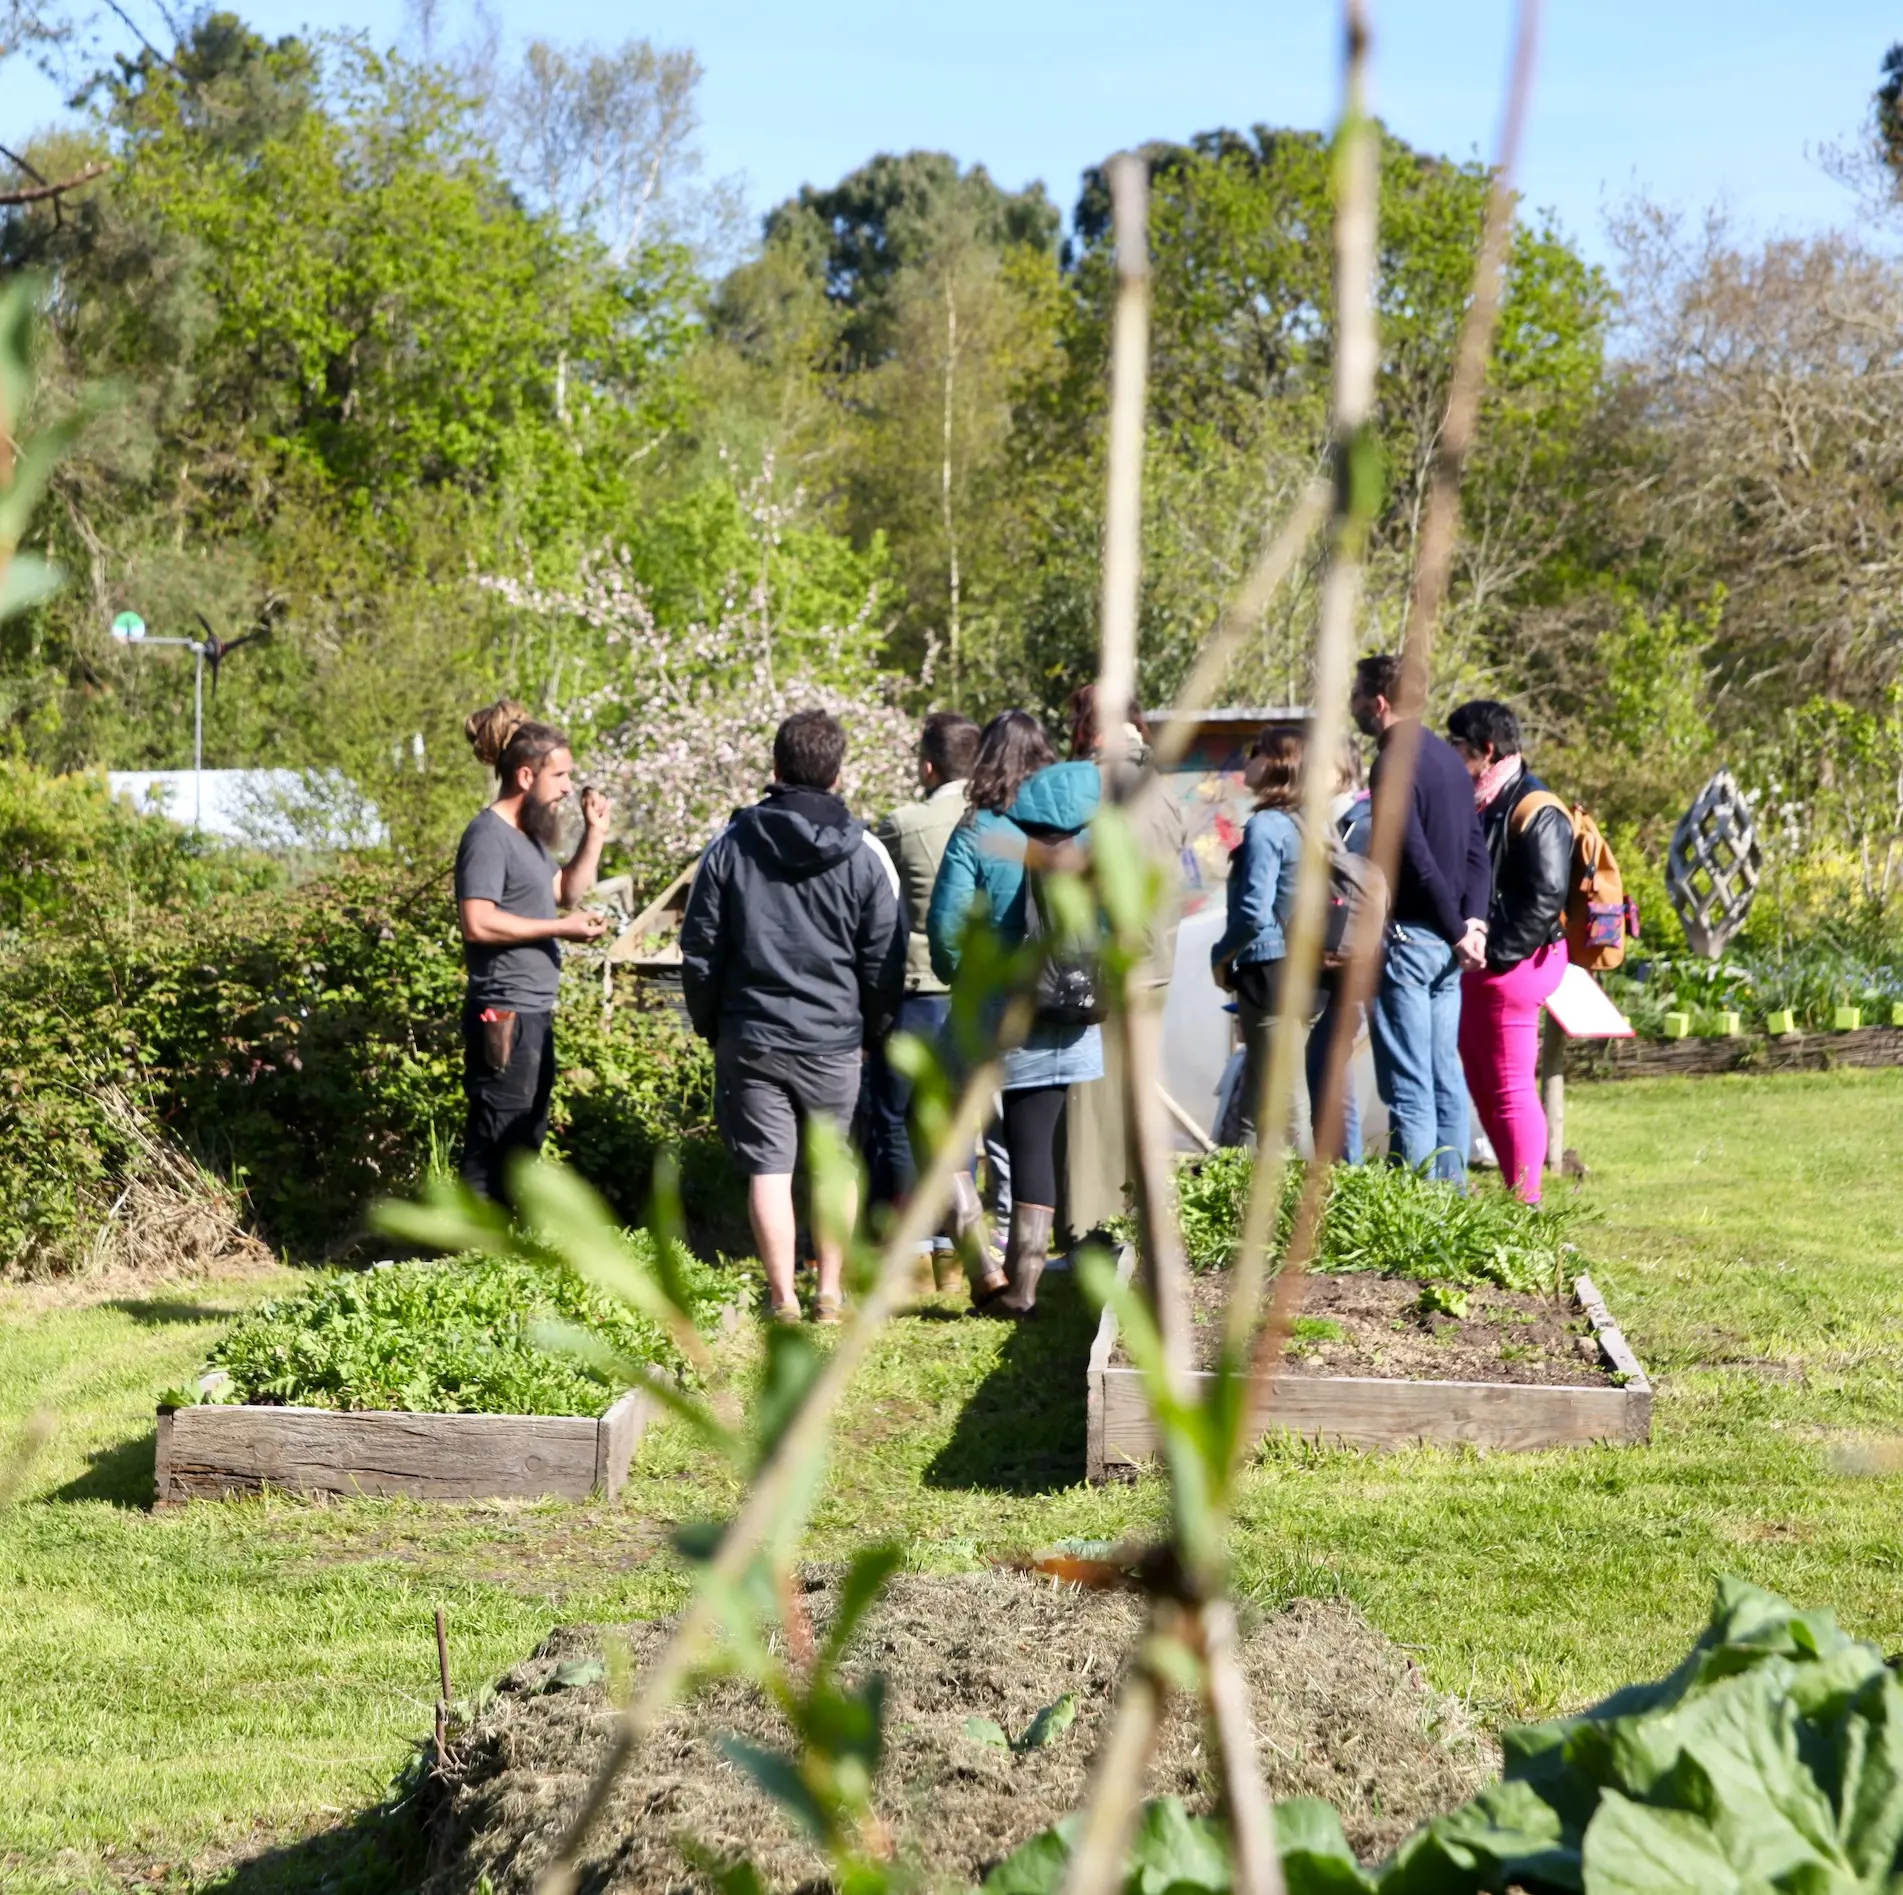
[455,807,560,1010]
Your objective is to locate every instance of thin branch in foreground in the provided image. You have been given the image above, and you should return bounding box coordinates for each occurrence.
[1092,150,1152,754]
[1220,0,1381,1382]
[0,162,111,207]
[1268,0,1545,1391]
[1056,1641,1167,1895]
[0,143,50,186]
[531,1065,1004,1895]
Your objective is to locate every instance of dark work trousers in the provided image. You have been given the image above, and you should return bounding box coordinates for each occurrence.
[863,991,952,1217]
[459,1004,556,1204]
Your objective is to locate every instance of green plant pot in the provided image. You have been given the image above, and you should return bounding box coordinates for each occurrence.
[1765,1009,1796,1036]
[1715,1011,1742,1037]
[1833,1006,1862,1032]
[1891,1002,1903,1029]
[1662,1012,1692,1040]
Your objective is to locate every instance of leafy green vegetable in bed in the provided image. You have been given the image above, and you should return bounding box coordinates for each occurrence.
[1124,1149,1584,1293]
[202,1245,726,1417]
[990,1578,1903,1893]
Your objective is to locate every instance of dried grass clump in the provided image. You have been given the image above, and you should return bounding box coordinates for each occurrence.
[72,1086,271,1285]
[421,1570,1495,1894]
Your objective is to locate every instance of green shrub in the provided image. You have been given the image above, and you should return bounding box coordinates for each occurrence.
[0,867,739,1272]
[1156,1153,1584,1294]
[0,763,280,931]
[181,1248,726,1416]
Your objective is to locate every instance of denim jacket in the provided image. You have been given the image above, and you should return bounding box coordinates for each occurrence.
[926,760,1102,983]
[1211,806,1300,972]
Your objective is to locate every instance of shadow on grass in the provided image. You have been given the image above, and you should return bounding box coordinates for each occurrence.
[194,1792,429,1895]
[49,1429,157,1508]
[922,1272,1096,1495]
[105,1297,243,1326]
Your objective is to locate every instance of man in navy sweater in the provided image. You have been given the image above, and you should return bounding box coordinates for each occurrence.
[1351,654,1493,1182]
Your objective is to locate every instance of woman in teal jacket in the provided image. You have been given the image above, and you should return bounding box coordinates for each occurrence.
[927,710,1101,1317]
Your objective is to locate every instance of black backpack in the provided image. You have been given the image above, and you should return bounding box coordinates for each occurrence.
[1019,821,1106,1026]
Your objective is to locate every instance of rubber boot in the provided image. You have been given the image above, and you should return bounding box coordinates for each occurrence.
[1003,1203,1055,1314]
[950,1171,1005,1292]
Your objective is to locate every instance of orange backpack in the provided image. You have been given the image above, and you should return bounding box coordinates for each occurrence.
[1509,793,1632,972]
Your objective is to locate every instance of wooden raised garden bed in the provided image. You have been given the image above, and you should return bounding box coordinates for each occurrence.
[1086,1251,1650,1482]
[1573,1024,1903,1082]
[154,1372,657,1506]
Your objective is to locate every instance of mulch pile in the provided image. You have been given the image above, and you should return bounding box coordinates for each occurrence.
[422,1569,1495,1893]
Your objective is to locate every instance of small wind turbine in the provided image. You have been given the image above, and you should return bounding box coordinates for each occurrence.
[109,607,274,829]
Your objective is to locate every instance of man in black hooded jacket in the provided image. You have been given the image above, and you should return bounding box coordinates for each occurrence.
[680,709,904,1324]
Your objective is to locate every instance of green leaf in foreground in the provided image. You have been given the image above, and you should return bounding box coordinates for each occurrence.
[987,1580,1903,1894]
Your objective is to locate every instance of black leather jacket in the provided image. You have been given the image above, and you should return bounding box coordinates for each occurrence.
[1480,766,1572,972]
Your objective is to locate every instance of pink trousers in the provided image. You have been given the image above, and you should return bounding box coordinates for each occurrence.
[1459,941,1566,1204]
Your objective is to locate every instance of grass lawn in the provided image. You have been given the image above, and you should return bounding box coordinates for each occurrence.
[4,1068,1903,1891]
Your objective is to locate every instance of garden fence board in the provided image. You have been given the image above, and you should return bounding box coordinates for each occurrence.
[155,1383,654,1505]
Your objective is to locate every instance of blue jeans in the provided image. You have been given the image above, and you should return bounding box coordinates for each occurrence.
[1369,928,1467,1182]
[1308,980,1363,1166]
[865,992,951,1212]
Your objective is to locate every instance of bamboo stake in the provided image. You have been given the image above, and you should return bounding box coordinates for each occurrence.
[1220,0,1381,1383]
[1093,152,1151,753]
[533,1065,1003,1895]
[1055,1662,1166,1895]
[1260,0,1543,1391]
[1072,133,1294,1895]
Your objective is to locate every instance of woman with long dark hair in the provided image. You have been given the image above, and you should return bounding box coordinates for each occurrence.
[926,710,1103,1316]
[1446,699,1571,1203]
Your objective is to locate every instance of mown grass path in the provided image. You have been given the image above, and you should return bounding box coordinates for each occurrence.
[3,1069,1901,1891]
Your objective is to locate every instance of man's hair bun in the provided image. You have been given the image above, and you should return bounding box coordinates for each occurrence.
[465,699,530,769]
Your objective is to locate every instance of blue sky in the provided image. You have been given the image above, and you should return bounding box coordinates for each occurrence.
[2,0,1889,262]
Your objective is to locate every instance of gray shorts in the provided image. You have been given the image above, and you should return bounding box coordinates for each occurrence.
[714,1040,862,1177]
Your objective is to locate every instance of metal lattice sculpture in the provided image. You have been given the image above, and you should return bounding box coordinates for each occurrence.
[1667,768,1763,958]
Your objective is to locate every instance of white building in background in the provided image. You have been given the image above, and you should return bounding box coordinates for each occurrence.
[107,769,386,850]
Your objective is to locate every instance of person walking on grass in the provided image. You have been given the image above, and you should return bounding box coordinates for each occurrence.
[1447,699,1571,1204]
[680,710,904,1326]
[1349,654,1492,1183]
[927,711,1102,1319]
[456,701,611,1204]
[866,712,981,1276]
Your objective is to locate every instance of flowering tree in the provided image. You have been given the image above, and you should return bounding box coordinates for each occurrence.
[480,526,926,891]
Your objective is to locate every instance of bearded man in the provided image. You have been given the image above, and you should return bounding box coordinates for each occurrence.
[454,699,611,1202]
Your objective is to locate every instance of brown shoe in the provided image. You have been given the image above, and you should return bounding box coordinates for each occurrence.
[811,1292,844,1326]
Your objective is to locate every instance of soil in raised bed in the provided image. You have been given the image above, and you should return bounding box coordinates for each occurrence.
[1159,1272,1614,1387]
[421,1568,1495,1892]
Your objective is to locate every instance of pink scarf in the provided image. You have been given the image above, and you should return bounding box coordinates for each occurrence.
[1473,753,1523,811]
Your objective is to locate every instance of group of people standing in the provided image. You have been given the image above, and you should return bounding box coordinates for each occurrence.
[449,655,1581,1328]
[1215,654,1574,1205]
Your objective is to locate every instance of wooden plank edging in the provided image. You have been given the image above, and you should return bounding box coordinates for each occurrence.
[1084,1245,1137,1484]
[1085,1265,1653,1481]
[154,1376,658,1507]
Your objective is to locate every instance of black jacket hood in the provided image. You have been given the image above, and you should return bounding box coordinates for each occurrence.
[732,784,863,879]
